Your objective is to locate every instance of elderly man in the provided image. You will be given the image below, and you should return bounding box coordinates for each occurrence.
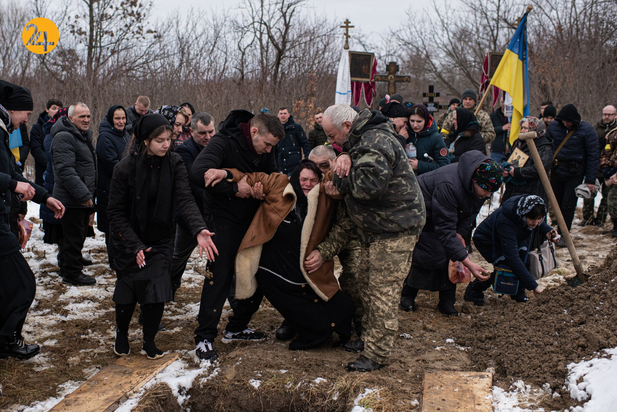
[171,112,216,294]
[125,96,152,136]
[51,103,97,286]
[308,104,426,372]
[582,105,617,226]
[441,89,495,145]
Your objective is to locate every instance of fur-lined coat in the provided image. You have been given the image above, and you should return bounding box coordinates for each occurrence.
[224,169,339,301]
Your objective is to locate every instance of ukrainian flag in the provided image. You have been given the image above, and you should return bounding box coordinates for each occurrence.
[490,12,530,145]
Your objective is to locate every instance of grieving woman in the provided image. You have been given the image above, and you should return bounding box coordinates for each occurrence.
[107,114,217,359]
[465,195,554,305]
[445,108,486,162]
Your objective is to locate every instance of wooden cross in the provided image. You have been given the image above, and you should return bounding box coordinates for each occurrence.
[340,19,354,50]
[423,85,441,114]
[374,62,411,96]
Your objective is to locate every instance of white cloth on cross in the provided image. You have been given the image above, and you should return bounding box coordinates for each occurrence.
[335,49,351,105]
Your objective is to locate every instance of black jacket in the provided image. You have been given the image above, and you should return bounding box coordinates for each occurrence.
[30,111,49,186]
[411,150,488,269]
[189,110,278,225]
[96,117,130,233]
[175,137,206,225]
[124,105,152,137]
[277,116,311,175]
[308,123,327,148]
[405,122,450,175]
[547,120,599,184]
[40,122,60,225]
[490,108,509,154]
[446,130,486,163]
[50,117,97,208]
[0,111,48,256]
[502,134,553,205]
[473,195,553,291]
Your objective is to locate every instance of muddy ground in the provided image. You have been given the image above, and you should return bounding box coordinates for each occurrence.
[1,208,616,411]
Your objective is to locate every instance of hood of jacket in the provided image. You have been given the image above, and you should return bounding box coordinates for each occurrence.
[218,109,254,149]
[345,109,393,150]
[36,110,49,125]
[51,116,92,141]
[457,150,490,195]
[99,116,127,138]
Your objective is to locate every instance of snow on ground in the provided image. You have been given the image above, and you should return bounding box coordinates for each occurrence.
[566,347,617,411]
[492,381,554,412]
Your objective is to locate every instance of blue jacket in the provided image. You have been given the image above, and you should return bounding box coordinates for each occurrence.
[277,116,311,175]
[96,117,130,233]
[405,122,450,175]
[40,122,60,225]
[473,195,553,291]
[546,120,599,184]
[175,137,206,225]
[30,110,49,186]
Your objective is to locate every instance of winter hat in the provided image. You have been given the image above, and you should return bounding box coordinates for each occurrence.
[378,98,387,108]
[472,160,503,192]
[180,102,195,115]
[449,98,461,106]
[461,89,477,102]
[0,80,33,111]
[133,113,171,142]
[519,116,546,137]
[49,107,69,124]
[381,102,409,119]
[555,104,581,126]
[390,93,404,103]
[106,105,127,129]
[516,195,546,221]
[543,105,557,118]
[260,108,270,114]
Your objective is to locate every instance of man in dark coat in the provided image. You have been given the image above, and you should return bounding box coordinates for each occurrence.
[189,110,285,361]
[171,112,216,294]
[276,107,311,175]
[125,96,152,137]
[308,111,328,149]
[489,95,511,164]
[29,99,62,186]
[51,103,97,286]
[546,104,599,241]
[0,81,65,359]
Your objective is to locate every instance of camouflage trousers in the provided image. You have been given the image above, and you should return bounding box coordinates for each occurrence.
[338,240,364,323]
[358,234,418,365]
[582,181,608,223]
[607,185,617,222]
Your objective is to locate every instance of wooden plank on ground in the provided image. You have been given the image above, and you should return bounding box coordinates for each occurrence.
[422,371,493,412]
[50,352,179,412]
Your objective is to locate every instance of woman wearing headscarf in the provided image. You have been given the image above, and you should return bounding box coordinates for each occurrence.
[96,105,130,260]
[501,116,553,205]
[405,104,450,175]
[107,114,217,359]
[400,151,502,316]
[464,195,555,306]
[156,105,190,149]
[445,108,486,163]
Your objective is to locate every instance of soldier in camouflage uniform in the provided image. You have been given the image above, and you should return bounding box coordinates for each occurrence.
[316,105,426,372]
[599,127,617,237]
[441,89,495,145]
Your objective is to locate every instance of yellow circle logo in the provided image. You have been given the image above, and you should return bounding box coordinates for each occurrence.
[22,18,58,54]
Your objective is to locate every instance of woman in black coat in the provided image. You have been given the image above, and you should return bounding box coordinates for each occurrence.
[107,114,217,359]
[445,108,486,163]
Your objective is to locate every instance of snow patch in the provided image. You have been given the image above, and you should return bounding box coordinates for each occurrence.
[492,380,552,411]
[567,347,617,411]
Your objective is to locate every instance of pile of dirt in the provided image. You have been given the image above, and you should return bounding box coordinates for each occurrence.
[453,246,617,410]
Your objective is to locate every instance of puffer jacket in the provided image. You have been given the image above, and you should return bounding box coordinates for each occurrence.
[308,122,328,148]
[277,116,311,175]
[30,110,49,185]
[546,120,599,184]
[405,121,450,175]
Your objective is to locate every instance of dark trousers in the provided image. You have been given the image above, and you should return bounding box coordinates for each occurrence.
[170,223,198,294]
[194,216,263,343]
[0,251,36,343]
[59,207,90,278]
[582,180,608,222]
[550,172,583,232]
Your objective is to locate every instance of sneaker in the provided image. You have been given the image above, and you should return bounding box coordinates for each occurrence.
[141,341,164,359]
[221,328,267,343]
[62,273,96,286]
[0,336,40,360]
[114,330,130,356]
[196,339,218,361]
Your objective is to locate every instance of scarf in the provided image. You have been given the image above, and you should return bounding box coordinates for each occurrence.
[515,195,546,225]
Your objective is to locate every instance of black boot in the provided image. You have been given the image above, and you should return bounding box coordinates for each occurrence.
[275,320,295,341]
[114,330,130,356]
[346,355,384,372]
[399,285,419,312]
[438,288,459,316]
[0,334,40,360]
[464,282,486,306]
[343,339,364,353]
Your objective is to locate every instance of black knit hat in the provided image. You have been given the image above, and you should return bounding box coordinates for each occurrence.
[390,93,404,103]
[543,105,557,118]
[449,98,461,106]
[461,89,477,102]
[0,80,33,111]
[381,102,409,119]
[133,113,171,142]
[555,104,581,126]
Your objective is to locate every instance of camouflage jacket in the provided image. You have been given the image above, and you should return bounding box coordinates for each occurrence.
[441,104,495,145]
[317,201,357,261]
[599,126,617,177]
[333,109,426,243]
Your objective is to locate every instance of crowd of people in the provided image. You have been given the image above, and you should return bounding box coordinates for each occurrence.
[1,78,615,373]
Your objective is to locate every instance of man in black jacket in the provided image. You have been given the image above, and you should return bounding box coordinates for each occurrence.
[490,95,511,164]
[125,96,152,137]
[51,103,97,286]
[189,110,284,361]
[30,99,62,186]
[276,108,311,175]
[171,112,216,294]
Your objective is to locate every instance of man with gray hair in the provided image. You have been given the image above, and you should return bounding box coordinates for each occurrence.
[306,104,426,372]
[308,145,336,174]
[51,102,97,286]
[171,112,216,294]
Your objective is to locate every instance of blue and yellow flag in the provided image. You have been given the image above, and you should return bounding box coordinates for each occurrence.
[490,13,530,144]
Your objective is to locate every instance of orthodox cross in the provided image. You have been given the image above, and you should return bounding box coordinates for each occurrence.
[423,85,440,114]
[374,62,410,96]
[340,19,354,50]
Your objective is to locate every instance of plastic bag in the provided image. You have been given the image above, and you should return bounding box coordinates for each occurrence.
[448,260,472,284]
[18,219,34,249]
